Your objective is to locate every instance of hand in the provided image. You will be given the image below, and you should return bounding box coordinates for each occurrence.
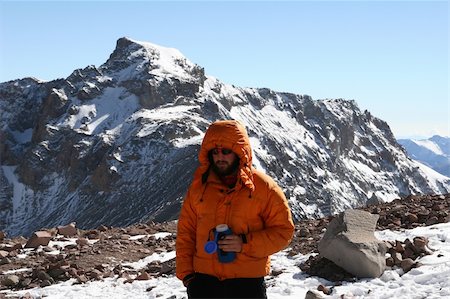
[217,234,243,252]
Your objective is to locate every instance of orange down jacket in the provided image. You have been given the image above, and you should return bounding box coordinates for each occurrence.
[176,120,294,281]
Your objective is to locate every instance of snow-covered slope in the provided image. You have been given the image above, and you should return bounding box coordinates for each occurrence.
[1,37,449,237]
[2,222,450,299]
[398,136,450,177]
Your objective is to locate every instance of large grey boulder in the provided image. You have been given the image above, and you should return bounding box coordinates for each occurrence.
[318,209,386,278]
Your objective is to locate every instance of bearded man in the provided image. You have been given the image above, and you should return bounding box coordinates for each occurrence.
[176,120,294,299]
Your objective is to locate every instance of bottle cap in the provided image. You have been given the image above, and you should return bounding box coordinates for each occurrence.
[215,224,229,232]
[204,241,217,254]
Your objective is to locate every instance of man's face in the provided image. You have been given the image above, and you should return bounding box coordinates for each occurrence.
[211,148,239,176]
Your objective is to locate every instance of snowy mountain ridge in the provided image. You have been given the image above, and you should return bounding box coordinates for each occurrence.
[1,37,449,237]
[397,135,450,177]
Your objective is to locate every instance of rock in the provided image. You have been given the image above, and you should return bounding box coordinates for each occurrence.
[394,240,405,253]
[385,257,395,267]
[77,275,88,284]
[1,243,22,252]
[128,228,148,236]
[25,231,52,248]
[57,223,78,237]
[20,278,32,287]
[405,213,418,223]
[299,227,311,237]
[0,257,12,265]
[36,270,54,283]
[88,269,103,279]
[389,249,403,265]
[0,250,8,259]
[97,225,109,232]
[400,258,415,272]
[1,275,20,287]
[413,236,432,255]
[0,231,5,241]
[135,272,151,280]
[19,292,33,299]
[40,280,52,287]
[318,209,386,278]
[317,284,331,295]
[305,290,324,299]
[426,216,439,226]
[76,238,89,247]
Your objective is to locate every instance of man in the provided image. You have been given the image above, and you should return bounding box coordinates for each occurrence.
[176,120,294,298]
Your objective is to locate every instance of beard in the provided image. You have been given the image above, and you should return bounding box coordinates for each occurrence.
[211,157,240,176]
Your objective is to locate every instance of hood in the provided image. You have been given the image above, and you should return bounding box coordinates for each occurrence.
[196,120,255,191]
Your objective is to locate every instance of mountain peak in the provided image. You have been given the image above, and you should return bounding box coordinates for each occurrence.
[104,37,203,82]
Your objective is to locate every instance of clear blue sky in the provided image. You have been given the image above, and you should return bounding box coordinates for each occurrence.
[0,1,448,139]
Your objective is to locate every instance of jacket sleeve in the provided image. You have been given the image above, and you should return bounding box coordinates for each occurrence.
[241,183,294,258]
[175,187,198,281]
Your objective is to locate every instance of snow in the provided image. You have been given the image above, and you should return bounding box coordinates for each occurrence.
[58,87,139,136]
[126,38,198,82]
[415,160,450,182]
[249,137,268,173]
[3,223,449,299]
[1,166,35,230]
[413,139,444,156]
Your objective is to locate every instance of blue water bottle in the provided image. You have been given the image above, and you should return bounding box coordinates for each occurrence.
[204,224,236,263]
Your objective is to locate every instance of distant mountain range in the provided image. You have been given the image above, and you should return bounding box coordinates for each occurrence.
[398,135,450,177]
[1,37,449,237]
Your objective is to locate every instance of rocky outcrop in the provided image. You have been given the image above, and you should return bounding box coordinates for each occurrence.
[318,209,386,278]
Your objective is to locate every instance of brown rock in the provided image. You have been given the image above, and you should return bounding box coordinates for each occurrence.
[432,204,445,211]
[128,228,148,236]
[0,231,5,241]
[400,258,415,272]
[88,269,103,279]
[403,247,415,259]
[1,243,22,252]
[426,216,439,226]
[1,275,20,287]
[394,241,405,253]
[0,250,8,259]
[299,227,311,237]
[77,275,88,284]
[413,236,427,248]
[390,251,403,265]
[67,268,78,277]
[305,290,324,299]
[317,284,331,295]
[57,223,78,237]
[0,257,12,265]
[135,272,151,280]
[20,279,32,288]
[392,218,402,226]
[25,231,52,248]
[406,213,418,223]
[386,257,395,267]
[84,230,101,239]
[76,238,89,247]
